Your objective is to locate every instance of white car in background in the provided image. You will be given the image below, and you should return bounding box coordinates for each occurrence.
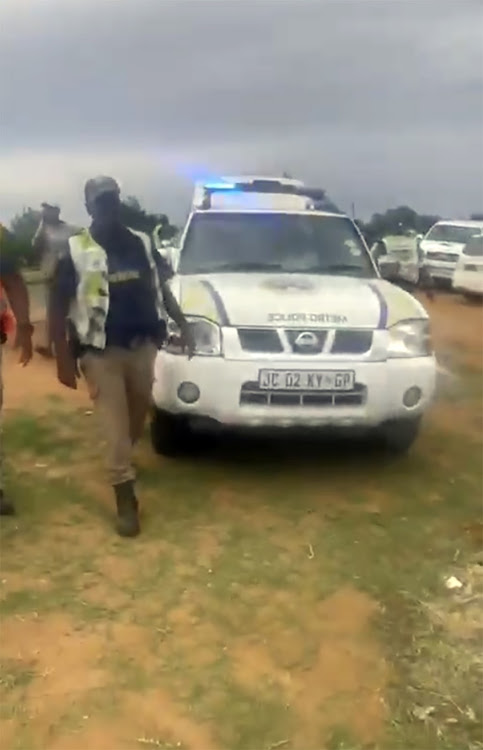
[152,180,436,457]
[419,219,483,286]
[453,234,483,299]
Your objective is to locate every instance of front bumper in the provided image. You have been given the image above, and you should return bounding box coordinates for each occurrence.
[424,260,456,281]
[153,353,437,430]
[453,270,483,296]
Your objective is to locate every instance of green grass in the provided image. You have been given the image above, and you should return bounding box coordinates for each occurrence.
[0,367,482,750]
[0,659,36,695]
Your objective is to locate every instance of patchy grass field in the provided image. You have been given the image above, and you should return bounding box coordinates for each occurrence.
[1,294,482,750]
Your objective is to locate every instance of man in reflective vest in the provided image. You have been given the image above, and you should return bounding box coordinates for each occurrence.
[0,223,34,515]
[51,176,194,537]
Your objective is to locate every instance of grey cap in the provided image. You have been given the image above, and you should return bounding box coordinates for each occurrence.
[41,202,60,211]
[84,175,120,203]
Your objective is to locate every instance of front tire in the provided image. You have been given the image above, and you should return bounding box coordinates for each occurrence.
[379,416,422,455]
[150,409,192,457]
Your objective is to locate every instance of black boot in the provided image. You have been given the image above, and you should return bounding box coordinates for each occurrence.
[113,481,140,537]
[0,489,15,516]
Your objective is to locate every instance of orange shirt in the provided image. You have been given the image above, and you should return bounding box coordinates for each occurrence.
[0,283,15,335]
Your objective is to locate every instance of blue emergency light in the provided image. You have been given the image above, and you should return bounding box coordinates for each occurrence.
[196,177,341,213]
[203,182,236,190]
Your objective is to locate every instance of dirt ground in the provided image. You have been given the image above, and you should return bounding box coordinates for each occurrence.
[0,291,482,750]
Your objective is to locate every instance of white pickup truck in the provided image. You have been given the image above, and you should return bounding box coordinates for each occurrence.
[151,180,436,456]
[419,219,483,286]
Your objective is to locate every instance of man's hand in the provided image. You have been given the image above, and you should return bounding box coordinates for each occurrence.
[161,283,195,358]
[180,321,195,359]
[15,323,33,366]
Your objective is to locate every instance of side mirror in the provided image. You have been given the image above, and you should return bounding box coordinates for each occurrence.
[157,241,174,260]
[370,240,387,263]
[378,257,401,281]
[157,243,181,274]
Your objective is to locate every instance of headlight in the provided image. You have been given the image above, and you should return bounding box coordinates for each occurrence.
[388,319,432,358]
[166,316,222,356]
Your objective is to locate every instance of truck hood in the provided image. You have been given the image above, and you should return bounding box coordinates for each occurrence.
[172,273,427,329]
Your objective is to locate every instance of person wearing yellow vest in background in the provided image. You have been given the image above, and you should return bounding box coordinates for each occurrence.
[51,177,194,538]
[0,223,34,515]
[32,203,81,358]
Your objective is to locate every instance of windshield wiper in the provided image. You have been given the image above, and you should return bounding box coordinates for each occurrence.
[182,261,370,276]
[196,262,285,273]
[298,263,368,276]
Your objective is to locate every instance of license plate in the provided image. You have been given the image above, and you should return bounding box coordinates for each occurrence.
[258,370,355,391]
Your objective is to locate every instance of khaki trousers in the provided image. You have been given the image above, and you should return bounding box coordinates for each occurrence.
[81,343,157,486]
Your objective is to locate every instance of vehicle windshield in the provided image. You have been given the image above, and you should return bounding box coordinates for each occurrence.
[178,212,375,277]
[463,235,483,257]
[425,224,481,244]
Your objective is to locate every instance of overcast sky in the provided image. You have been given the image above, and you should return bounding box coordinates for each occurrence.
[1,0,482,225]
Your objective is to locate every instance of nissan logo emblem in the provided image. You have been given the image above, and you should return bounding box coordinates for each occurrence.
[294,331,320,352]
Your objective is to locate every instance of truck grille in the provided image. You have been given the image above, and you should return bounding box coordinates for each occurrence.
[237,328,283,353]
[332,330,373,354]
[240,381,366,407]
[426,251,459,262]
[237,328,373,355]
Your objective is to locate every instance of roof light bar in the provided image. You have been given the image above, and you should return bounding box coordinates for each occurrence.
[203,182,236,190]
[196,178,340,213]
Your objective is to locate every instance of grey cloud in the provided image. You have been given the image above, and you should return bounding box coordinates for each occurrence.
[0,0,482,219]
[1,0,482,147]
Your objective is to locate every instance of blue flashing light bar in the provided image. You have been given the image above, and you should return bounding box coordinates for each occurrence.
[203,182,236,190]
[195,177,341,214]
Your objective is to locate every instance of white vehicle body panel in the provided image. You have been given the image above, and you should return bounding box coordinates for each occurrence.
[208,192,310,211]
[453,254,483,296]
[382,235,420,284]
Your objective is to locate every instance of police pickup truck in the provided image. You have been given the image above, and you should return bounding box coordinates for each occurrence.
[151,177,436,456]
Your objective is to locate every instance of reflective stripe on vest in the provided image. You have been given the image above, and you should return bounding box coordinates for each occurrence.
[68,227,167,349]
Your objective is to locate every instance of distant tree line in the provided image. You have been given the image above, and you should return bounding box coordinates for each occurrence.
[4,197,482,269]
[357,208,483,247]
[5,197,179,268]
[355,205,441,247]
